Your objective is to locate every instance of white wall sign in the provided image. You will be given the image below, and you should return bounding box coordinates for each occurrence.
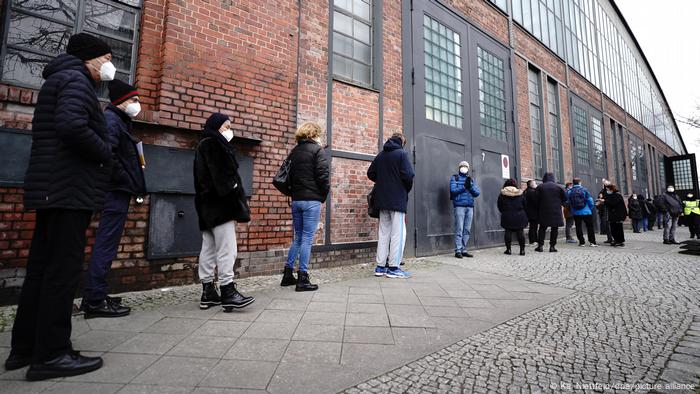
[501,154,510,179]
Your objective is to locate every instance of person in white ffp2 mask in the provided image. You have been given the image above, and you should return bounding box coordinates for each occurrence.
[449,160,481,258]
[81,80,147,318]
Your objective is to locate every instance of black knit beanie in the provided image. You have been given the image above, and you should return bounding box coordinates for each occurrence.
[204,113,230,132]
[108,80,139,105]
[66,33,112,61]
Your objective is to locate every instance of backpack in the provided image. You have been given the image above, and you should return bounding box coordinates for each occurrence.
[569,187,587,210]
[653,195,667,213]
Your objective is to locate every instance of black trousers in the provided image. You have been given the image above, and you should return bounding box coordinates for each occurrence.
[11,209,92,362]
[537,226,559,246]
[688,213,700,237]
[527,220,539,244]
[574,215,596,245]
[609,222,625,243]
[504,229,525,248]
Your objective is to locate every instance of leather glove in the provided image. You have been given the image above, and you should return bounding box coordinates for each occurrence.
[465,177,472,190]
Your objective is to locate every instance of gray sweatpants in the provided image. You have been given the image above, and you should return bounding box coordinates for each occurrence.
[199,220,237,286]
[376,210,406,268]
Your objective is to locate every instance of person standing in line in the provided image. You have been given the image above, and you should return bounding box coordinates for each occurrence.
[81,80,145,319]
[6,33,115,380]
[628,193,643,233]
[563,182,576,244]
[194,113,256,308]
[497,179,528,256]
[524,180,539,246]
[368,132,414,278]
[638,194,650,232]
[682,192,700,239]
[598,179,613,242]
[566,178,597,247]
[660,185,682,245]
[449,161,481,258]
[602,184,627,247]
[280,122,330,291]
[534,172,566,253]
[645,196,657,231]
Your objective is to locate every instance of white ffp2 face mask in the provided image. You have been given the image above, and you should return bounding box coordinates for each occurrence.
[222,129,234,142]
[124,102,141,118]
[667,187,675,193]
[99,61,116,81]
[459,167,468,174]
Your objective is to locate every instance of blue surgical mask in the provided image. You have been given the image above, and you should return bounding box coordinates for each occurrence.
[606,191,612,195]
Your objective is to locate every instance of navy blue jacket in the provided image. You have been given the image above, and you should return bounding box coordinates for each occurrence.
[535,172,566,227]
[105,105,146,196]
[367,137,414,213]
[23,54,112,211]
[450,173,480,207]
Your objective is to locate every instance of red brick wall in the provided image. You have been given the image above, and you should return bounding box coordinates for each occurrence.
[330,158,376,243]
[513,26,567,83]
[331,82,379,155]
[382,0,403,138]
[569,71,602,111]
[444,0,509,45]
[515,55,535,181]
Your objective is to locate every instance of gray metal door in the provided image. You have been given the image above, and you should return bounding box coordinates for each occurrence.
[410,1,514,256]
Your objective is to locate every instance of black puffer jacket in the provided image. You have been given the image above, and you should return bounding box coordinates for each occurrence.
[523,186,539,220]
[535,172,565,227]
[627,197,643,220]
[23,54,112,211]
[194,128,246,230]
[288,139,330,202]
[105,105,146,196]
[498,186,528,230]
[605,192,627,223]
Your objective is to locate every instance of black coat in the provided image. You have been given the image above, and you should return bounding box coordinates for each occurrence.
[288,140,330,202]
[105,106,146,196]
[23,54,112,211]
[605,192,627,223]
[193,128,246,230]
[523,187,539,220]
[367,137,415,213]
[534,172,565,227]
[627,197,643,220]
[661,192,682,217]
[498,187,528,230]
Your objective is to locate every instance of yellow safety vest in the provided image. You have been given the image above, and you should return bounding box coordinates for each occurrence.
[683,200,700,215]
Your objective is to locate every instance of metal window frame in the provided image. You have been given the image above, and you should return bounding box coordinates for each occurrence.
[0,0,142,88]
[527,66,546,179]
[331,0,376,89]
[546,77,564,180]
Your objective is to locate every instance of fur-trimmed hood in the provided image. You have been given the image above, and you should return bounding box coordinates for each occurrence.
[500,186,523,197]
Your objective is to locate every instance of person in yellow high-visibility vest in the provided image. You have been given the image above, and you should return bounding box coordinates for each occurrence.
[682,192,700,239]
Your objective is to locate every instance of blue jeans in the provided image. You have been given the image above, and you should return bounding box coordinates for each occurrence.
[454,206,473,252]
[286,200,321,273]
[642,217,648,231]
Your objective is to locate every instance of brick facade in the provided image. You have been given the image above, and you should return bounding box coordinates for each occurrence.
[0,0,685,304]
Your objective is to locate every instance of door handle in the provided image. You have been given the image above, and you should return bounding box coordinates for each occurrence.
[177,210,185,218]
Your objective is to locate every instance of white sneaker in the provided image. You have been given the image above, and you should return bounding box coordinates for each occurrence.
[589,243,599,247]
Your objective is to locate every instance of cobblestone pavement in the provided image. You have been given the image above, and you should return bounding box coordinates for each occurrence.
[345,228,700,393]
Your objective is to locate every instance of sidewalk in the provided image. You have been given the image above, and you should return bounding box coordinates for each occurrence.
[0,260,572,393]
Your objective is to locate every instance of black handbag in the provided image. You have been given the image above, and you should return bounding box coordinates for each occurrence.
[367,185,379,219]
[272,155,292,196]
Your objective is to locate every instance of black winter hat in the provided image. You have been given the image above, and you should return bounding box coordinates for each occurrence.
[204,113,230,132]
[66,33,112,61]
[108,79,139,105]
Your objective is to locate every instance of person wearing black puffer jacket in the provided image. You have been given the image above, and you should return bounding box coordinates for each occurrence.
[523,180,539,245]
[603,183,627,247]
[8,33,114,381]
[497,179,528,256]
[194,113,255,311]
[534,172,566,252]
[81,80,145,319]
[281,122,330,291]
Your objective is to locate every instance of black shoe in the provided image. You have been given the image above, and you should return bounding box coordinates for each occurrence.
[106,295,122,305]
[670,240,681,245]
[295,271,319,292]
[83,299,131,319]
[504,248,511,255]
[5,352,31,370]
[519,247,525,256]
[220,282,255,311]
[454,252,463,259]
[534,246,543,252]
[462,252,473,258]
[26,351,102,381]
[604,240,612,244]
[615,243,625,247]
[200,282,222,309]
[549,246,557,253]
[280,267,297,287]
[663,240,671,245]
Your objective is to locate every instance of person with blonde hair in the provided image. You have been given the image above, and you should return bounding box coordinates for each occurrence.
[280,122,330,291]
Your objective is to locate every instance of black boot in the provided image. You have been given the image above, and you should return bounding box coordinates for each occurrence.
[519,245,525,256]
[534,244,544,252]
[26,351,103,381]
[295,271,319,292]
[220,282,255,311]
[280,267,297,286]
[83,298,131,319]
[504,245,511,255]
[549,245,558,252]
[200,282,221,310]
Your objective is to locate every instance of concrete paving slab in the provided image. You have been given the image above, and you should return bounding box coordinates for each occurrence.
[86,311,164,332]
[65,353,158,383]
[192,321,251,338]
[346,303,387,314]
[291,323,344,342]
[142,317,205,335]
[345,312,390,327]
[255,310,303,324]
[343,326,394,345]
[265,299,308,311]
[306,301,346,313]
[223,338,289,361]
[199,360,277,390]
[132,356,217,386]
[299,311,345,325]
[241,322,297,340]
[42,382,122,394]
[281,340,341,364]
[167,335,237,358]
[117,384,193,394]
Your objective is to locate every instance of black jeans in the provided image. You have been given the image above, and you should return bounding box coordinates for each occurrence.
[528,220,539,244]
[609,222,625,243]
[11,209,92,362]
[537,226,559,247]
[504,229,525,248]
[574,215,596,245]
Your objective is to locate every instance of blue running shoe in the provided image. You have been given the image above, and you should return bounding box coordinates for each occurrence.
[385,267,411,279]
[374,266,386,277]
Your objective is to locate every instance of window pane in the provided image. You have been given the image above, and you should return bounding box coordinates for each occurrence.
[334,11,353,36]
[353,61,371,85]
[353,0,371,20]
[333,33,353,57]
[333,54,352,79]
[1,48,51,86]
[354,40,371,64]
[478,46,507,141]
[94,34,133,71]
[591,117,605,171]
[573,106,590,167]
[8,11,72,55]
[335,0,352,12]
[353,20,370,43]
[12,0,77,23]
[85,0,137,40]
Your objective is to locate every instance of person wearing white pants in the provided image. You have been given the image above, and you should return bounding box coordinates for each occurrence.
[198,221,237,288]
[376,210,407,270]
